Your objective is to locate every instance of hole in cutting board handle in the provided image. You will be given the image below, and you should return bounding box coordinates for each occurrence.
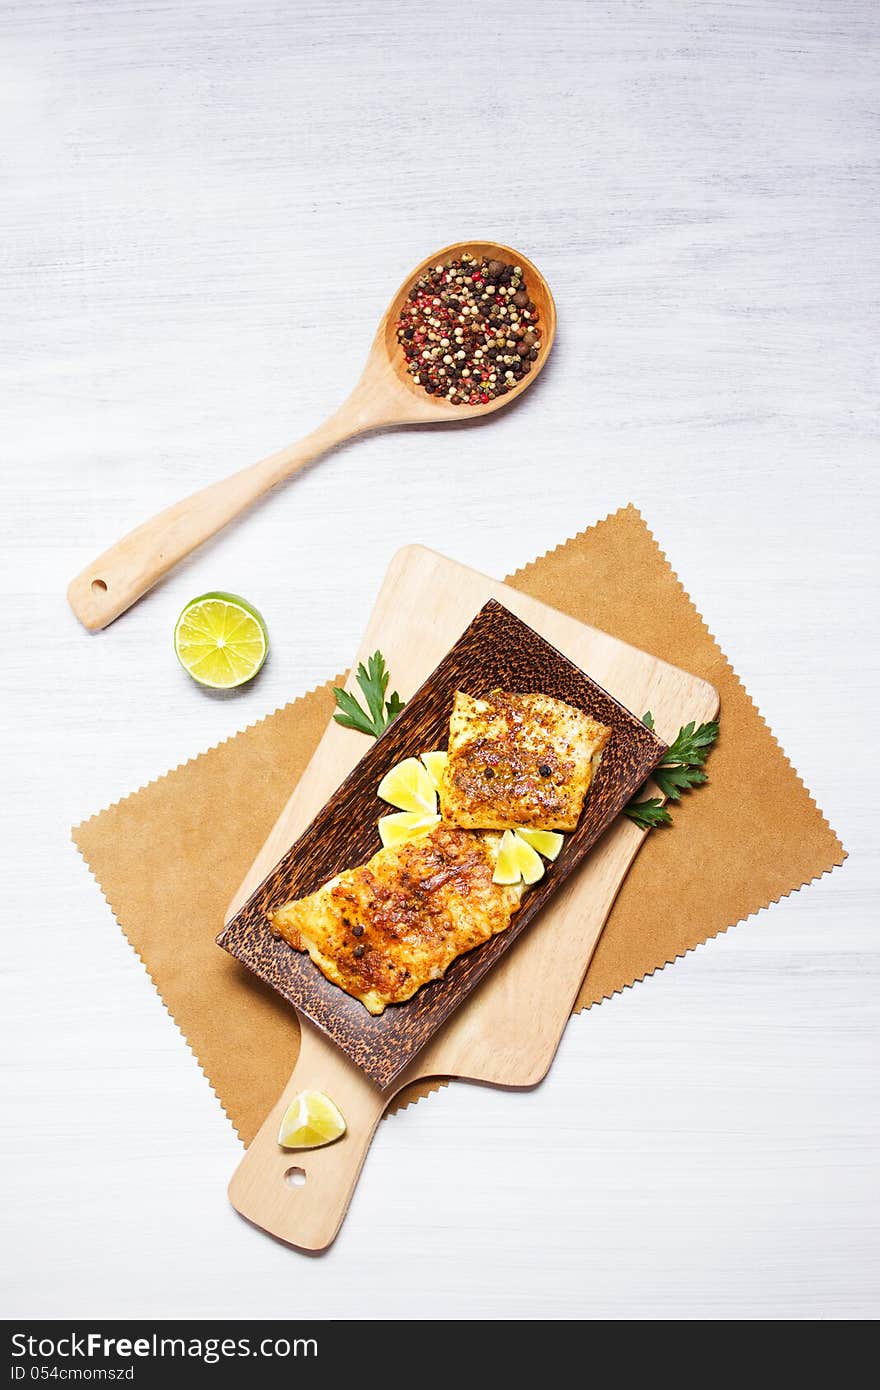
[91,578,108,594]
[284,1167,306,1188]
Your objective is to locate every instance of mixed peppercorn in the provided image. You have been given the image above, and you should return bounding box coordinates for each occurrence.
[395,252,542,406]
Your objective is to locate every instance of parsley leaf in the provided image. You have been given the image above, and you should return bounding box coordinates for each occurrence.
[624,714,719,830]
[385,689,406,721]
[664,719,719,767]
[653,762,708,801]
[332,650,405,738]
[623,797,672,830]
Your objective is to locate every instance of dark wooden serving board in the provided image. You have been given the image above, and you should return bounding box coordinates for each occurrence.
[218,599,666,1086]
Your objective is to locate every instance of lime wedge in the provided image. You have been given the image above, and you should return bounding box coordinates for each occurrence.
[278,1090,347,1150]
[174,592,268,689]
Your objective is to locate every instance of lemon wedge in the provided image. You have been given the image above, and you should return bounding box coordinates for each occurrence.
[515,827,565,861]
[492,830,523,884]
[377,757,438,814]
[378,811,441,848]
[512,833,546,884]
[420,750,448,791]
[492,829,553,885]
[278,1090,347,1150]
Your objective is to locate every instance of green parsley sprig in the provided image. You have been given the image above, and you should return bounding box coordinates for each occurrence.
[623,796,670,831]
[624,711,719,830]
[332,651,405,738]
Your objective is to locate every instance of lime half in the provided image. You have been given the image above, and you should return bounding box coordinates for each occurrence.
[174,592,268,689]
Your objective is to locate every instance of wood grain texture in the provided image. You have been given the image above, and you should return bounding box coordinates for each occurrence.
[2,0,877,1319]
[224,546,716,1248]
[220,596,667,1084]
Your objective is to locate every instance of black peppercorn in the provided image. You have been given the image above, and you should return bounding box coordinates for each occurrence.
[395,256,542,405]
[354,944,365,959]
[539,764,552,777]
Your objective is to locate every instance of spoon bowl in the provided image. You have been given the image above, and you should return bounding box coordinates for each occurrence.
[68,240,556,630]
[369,239,557,422]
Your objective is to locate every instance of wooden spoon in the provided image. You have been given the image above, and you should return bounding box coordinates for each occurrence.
[67,240,556,631]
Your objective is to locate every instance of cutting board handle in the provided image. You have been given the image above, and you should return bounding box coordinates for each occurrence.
[228,1021,393,1251]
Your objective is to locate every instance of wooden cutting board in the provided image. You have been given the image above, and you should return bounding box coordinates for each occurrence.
[225,546,719,1250]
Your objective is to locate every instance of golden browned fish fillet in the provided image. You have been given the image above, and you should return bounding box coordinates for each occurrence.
[440,690,612,831]
[268,824,523,1015]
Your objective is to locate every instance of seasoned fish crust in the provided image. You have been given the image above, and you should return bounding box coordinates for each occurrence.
[268,824,523,1015]
[440,690,612,831]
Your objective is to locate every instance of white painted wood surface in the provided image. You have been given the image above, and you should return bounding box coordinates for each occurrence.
[1,0,876,1319]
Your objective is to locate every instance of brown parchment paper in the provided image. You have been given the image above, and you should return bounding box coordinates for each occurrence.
[72,507,845,1143]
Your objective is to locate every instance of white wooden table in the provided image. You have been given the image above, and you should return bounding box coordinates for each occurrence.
[2,0,877,1320]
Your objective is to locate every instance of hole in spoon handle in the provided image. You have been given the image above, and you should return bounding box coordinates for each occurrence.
[68,559,148,632]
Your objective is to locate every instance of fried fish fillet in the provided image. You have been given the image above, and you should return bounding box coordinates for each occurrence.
[268,824,523,1015]
[440,690,612,831]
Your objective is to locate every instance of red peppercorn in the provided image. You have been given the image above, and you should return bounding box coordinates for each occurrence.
[394,255,541,407]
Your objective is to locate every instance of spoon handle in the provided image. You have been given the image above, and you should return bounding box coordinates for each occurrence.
[67,400,372,632]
